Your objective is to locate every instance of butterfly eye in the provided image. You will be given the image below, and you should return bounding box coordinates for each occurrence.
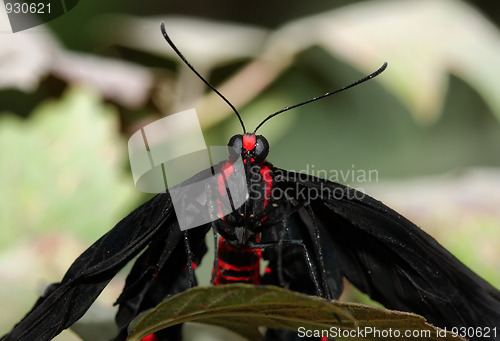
[254,135,269,160]
[228,135,243,158]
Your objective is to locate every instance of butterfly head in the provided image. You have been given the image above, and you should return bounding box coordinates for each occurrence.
[228,133,269,164]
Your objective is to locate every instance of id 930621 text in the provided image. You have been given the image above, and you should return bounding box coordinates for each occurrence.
[5,1,51,14]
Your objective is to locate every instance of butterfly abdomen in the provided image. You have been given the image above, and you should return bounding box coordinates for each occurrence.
[213,236,262,285]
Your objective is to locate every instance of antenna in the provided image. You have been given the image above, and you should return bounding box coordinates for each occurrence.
[160,22,246,133]
[253,62,388,134]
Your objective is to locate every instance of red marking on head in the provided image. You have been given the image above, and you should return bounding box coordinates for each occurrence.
[141,335,158,341]
[243,134,256,151]
[265,267,272,274]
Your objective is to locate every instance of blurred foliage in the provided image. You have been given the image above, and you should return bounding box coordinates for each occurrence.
[1,0,500,339]
[0,87,137,248]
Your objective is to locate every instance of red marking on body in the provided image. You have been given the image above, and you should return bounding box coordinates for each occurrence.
[260,165,272,208]
[217,161,234,197]
[214,236,261,285]
[265,267,272,274]
[221,161,235,178]
[320,337,328,341]
[243,133,256,151]
[219,262,260,272]
[217,174,226,196]
[216,161,235,219]
[182,261,198,272]
[141,335,158,341]
[218,274,255,282]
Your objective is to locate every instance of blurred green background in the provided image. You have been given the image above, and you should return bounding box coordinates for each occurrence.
[1,0,500,340]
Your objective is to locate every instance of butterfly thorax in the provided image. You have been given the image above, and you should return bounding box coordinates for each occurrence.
[213,134,275,246]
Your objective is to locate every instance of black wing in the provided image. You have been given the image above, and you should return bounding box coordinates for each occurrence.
[2,193,180,341]
[113,225,210,341]
[274,168,500,335]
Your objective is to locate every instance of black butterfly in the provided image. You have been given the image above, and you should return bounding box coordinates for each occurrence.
[3,22,500,341]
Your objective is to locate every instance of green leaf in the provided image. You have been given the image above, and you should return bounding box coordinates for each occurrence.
[127,284,464,341]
